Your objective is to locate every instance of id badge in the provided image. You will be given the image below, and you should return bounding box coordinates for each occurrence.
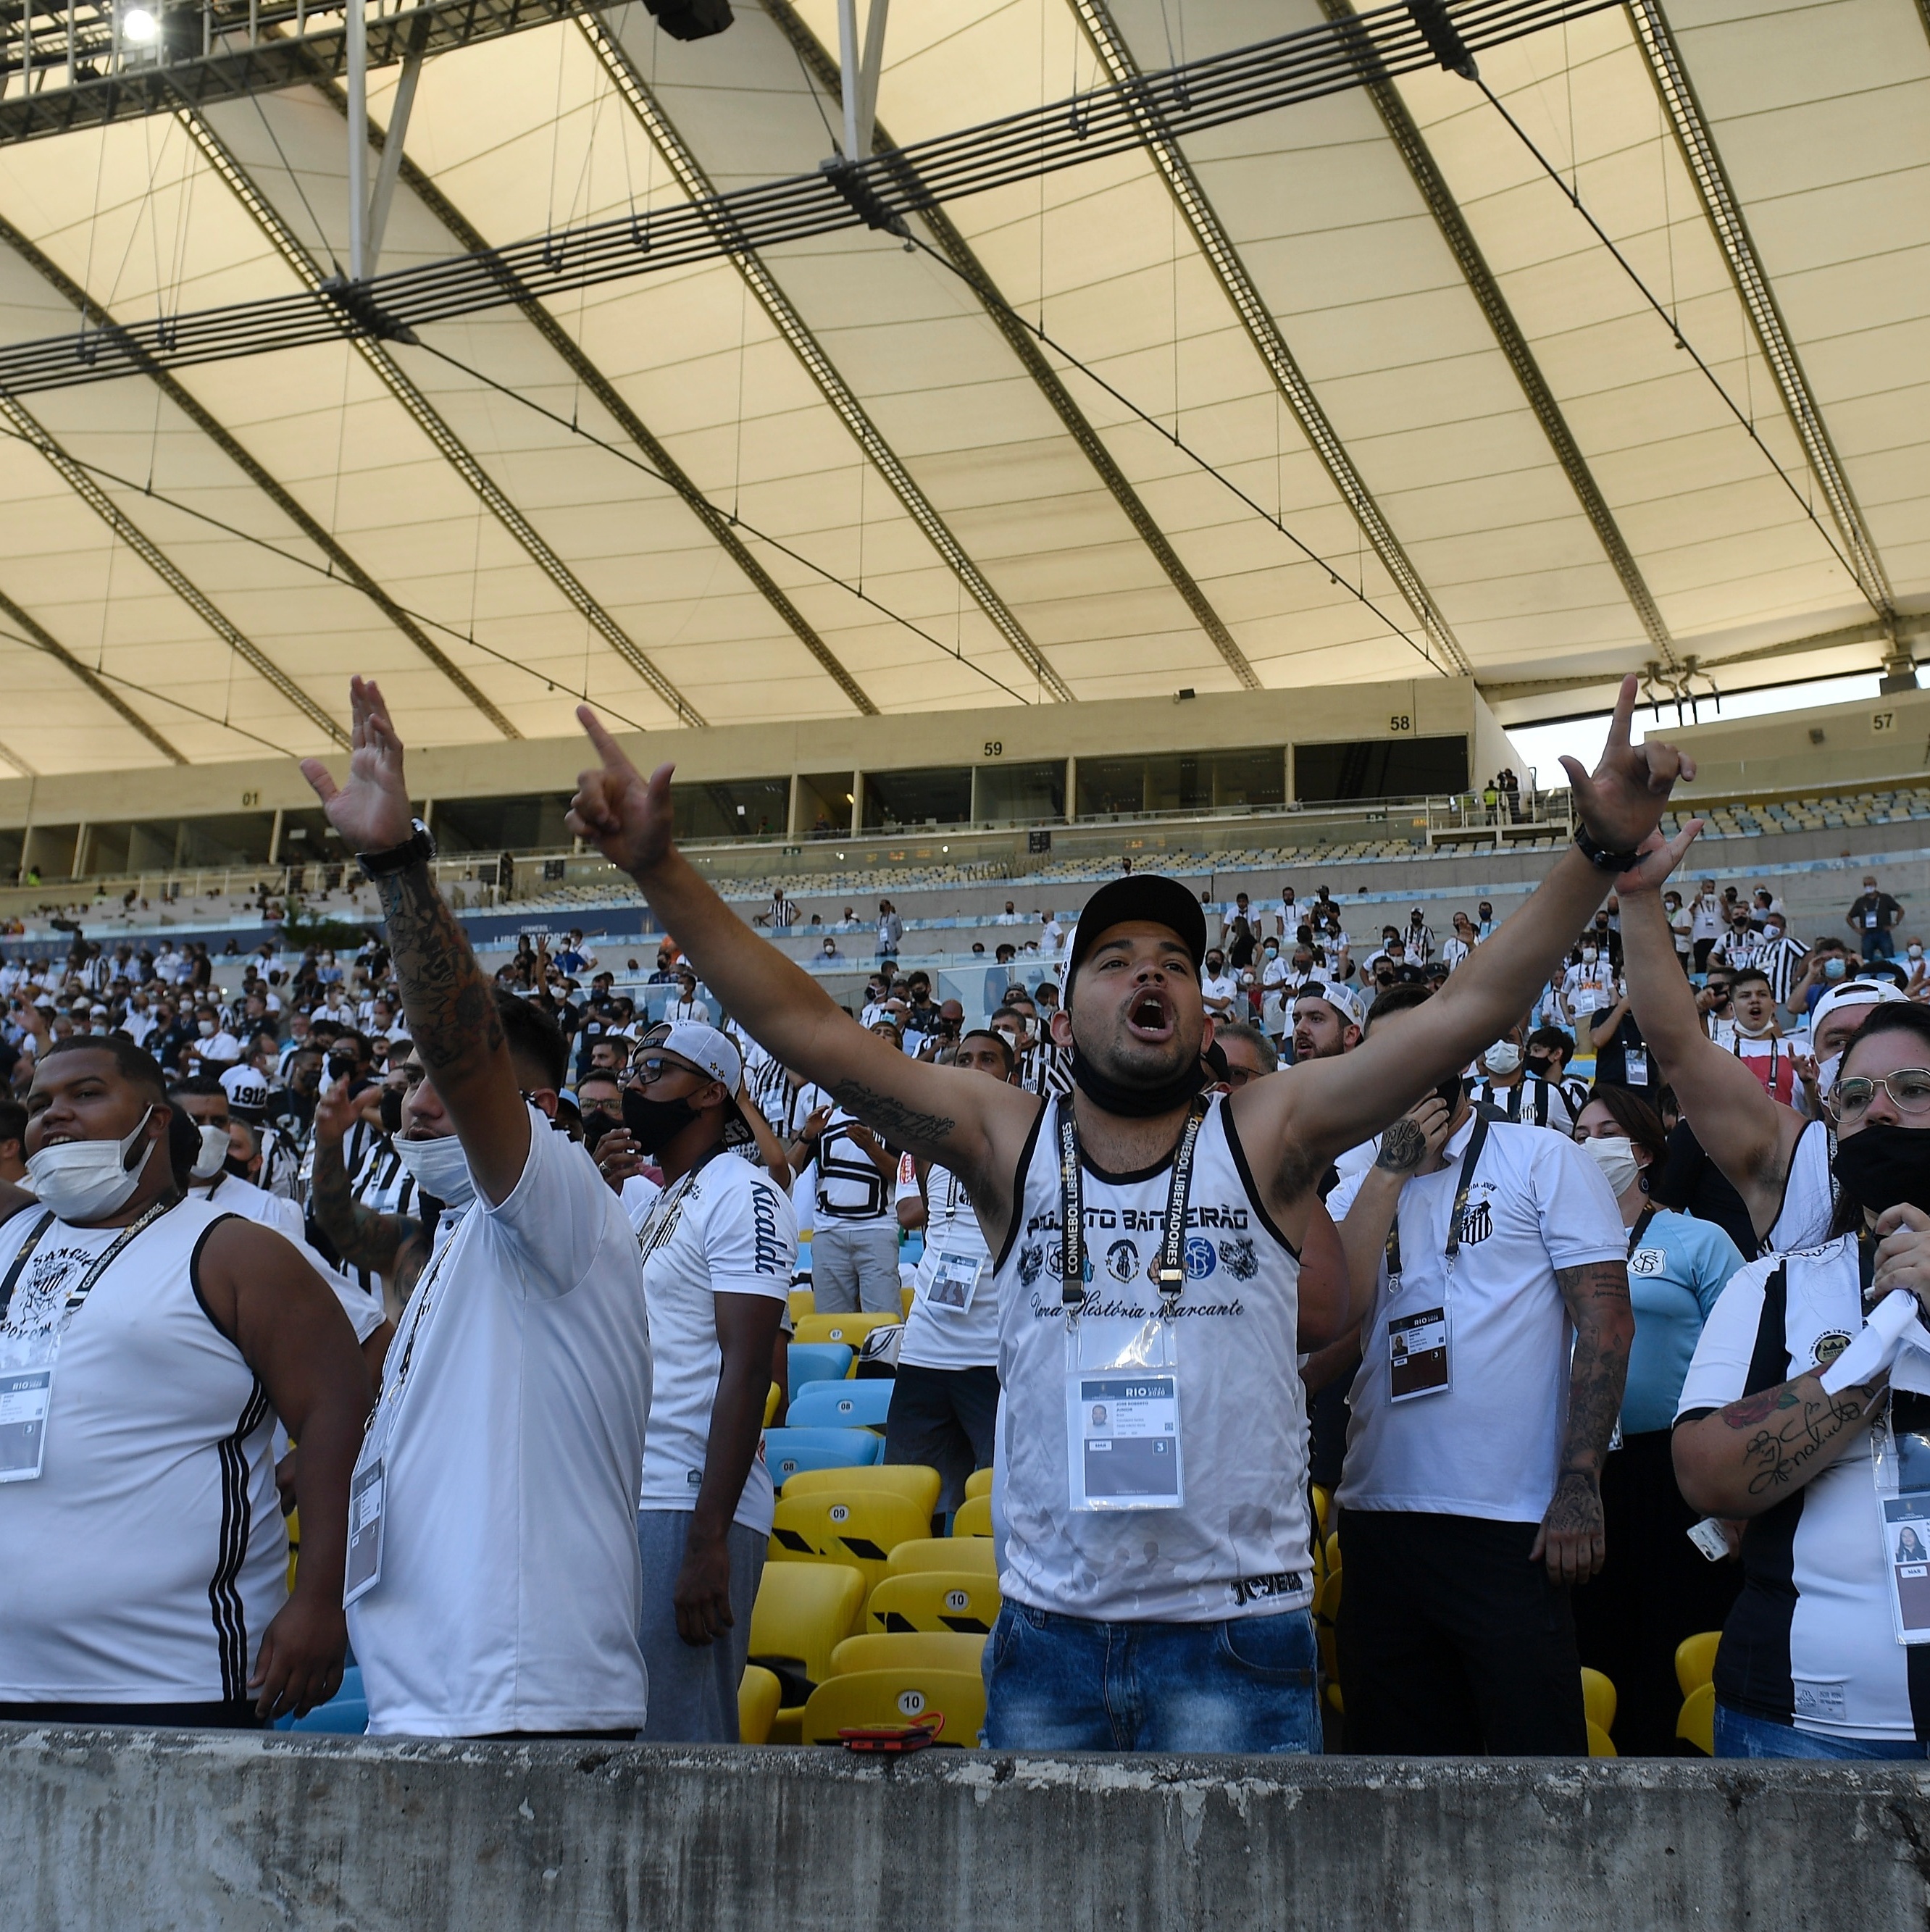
[924,1250,982,1314]
[1066,1316,1182,1512]
[1870,1403,1930,1643]
[0,1366,53,1482]
[1626,1047,1649,1087]
[1387,1305,1450,1400]
[343,1455,385,1607]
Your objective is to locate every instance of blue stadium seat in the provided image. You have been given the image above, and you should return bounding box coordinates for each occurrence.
[277,1665,369,1734]
[785,1343,853,1392]
[785,1381,895,1431]
[764,1426,885,1486]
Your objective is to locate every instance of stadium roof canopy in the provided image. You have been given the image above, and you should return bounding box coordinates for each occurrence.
[0,0,1921,774]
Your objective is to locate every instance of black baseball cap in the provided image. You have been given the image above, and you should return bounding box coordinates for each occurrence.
[1064,876,1208,995]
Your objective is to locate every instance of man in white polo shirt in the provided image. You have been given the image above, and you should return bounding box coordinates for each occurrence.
[619,1019,795,1743]
[1327,982,1632,1754]
[301,678,653,1739]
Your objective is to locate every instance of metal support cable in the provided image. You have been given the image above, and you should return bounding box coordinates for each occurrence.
[175,99,706,726]
[1069,0,1471,678]
[0,393,348,745]
[576,5,1075,703]
[1626,0,1895,627]
[1319,0,1677,668]
[0,584,188,764]
[760,0,1257,690]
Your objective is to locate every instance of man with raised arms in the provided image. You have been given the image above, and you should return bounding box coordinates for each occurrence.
[564,679,1689,1753]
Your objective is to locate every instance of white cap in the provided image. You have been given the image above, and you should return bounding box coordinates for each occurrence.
[643,1020,753,1147]
[1295,979,1366,1031]
[220,1065,270,1114]
[1810,977,1908,1042]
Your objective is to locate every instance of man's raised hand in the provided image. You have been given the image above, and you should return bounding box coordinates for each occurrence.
[1558,674,1697,854]
[1615,821,1705,899]
[567,706,676,879]
[299,677,413,855]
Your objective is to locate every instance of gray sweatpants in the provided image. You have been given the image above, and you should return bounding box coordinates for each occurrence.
[637,1511,767,1744]
[810,1219,902,1315]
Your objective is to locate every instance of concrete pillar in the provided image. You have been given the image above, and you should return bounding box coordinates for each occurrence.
[787,771,803,840]
[267,808,285,866]
[849,771,863,837]
[71,821,88,879]
[1064,755,1077,822]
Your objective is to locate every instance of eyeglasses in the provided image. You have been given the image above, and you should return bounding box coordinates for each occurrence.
[1832,1070,1930,1119]
[632,1053,701,1085]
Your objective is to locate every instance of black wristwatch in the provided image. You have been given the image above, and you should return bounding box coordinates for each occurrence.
[1573,824,1641,874]
[356,818,437,879]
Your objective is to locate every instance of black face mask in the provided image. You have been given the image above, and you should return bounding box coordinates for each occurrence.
[1069,1042,1202,1119]
[223,1153,252,1180]
[1834,1124,1930,1219]
[580,1108,622,1154]
[379,1087,404,1135]
[327,1055,356,1083]
[1524,1053,1554,1080]
[622,1084,698,1154]
[1435,1073,1463,1116]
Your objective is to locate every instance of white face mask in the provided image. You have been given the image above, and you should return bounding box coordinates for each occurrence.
[190,1124,231,1183]
[198,1020,215,1037]
[1582,1134,1640,1199]
[1483,1040,1523,1077]
[392,1132,476,1211]
[1818,1051,1843,1097]
[1581,948,1599,963]
[26,1107,157,1224]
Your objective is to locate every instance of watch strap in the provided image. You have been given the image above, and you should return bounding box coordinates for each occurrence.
[356,819,435,879]
[1573,824,1641,874]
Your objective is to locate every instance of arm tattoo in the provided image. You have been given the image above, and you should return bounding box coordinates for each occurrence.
[1376,1119,1426,1172]
[311,1130,405,1275]
[827,1080,958,1151]
[1725,1376,1882,1499]
[375,863,504,1077]
[1554,1259,1633,1481]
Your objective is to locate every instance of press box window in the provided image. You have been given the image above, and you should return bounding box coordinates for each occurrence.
[1293,736,1469,803]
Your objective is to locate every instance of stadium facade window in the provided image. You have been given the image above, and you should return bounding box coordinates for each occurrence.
[1293,735,1469,803]
[175,813,277,868]
[430,794,577,854]
[975,760,1065,824]
[1077,747,1287,818]
[798,772,855,839]
[861,766,972,831]
[78,819,188,875]
[670,777,788,843]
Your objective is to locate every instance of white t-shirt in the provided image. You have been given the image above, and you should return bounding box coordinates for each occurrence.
[666,996,711,1024]
[1199,969,1240,1014]
[1329,1115,1624,1521]
[637,1152,796,1535]
[1440,937,1471,971]
[1561,960,1616,1016]
[348,1110,653,1737]
[195,1170,387,1345]
[895,1153,998,1372]
[620,1172,665,1230]
[1466,1074,1576,1136]
[1691,895,1726,942]
[814,1110,893,1223]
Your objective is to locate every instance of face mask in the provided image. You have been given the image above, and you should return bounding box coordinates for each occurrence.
[1263,947,1278,961]
[580,1108,622,1154]
[1765,927,1784,943]
[1483,1041,1523,1077]
[1825,958,1848,982]
[994,1026,1019,1049]
[392,1132,476,1212]
[1206,960,1224,976]
[1434,1074,1463,1116]
[1834,1124,1930,1220]
[25,1107,157,1223]
[327,1055,356,1082]
[190,1124,230,1183]
[1581,948,1598,963]
[1524,1053,1553,1080]
[1582,1134,1639,1198]
[1913,947,1924,962]
[198,1020,215,1037]
[622,1084,701,1155]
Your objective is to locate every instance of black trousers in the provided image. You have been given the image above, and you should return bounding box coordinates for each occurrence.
[884,1362,999,1517]
[0,1699,264,1728]
[1571,1429,1742,1755]
[1337,1509,1587,1756]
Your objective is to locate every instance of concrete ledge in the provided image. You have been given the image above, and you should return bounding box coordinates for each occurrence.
[4,1727,1929,1930]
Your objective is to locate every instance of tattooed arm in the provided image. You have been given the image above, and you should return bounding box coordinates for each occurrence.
[1333,1097,1453,1327]
[309,1075,419,1282]
[1673,1373,1888,1519]
[1534,1258,1634,1586]
[301,679,527,1202]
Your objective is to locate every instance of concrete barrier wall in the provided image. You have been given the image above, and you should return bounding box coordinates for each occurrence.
[5,1728,1930,1931]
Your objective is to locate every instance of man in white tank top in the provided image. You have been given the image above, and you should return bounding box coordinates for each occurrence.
[1621,837,1907,1253]
[561,676,1692,1751]
[0,1036,370,1728]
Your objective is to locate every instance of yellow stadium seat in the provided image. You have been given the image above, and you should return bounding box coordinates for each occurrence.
[866,1569,1002,1636]
[830,1631,986,1677]
[952,1494,993,1538]
[789,1287,814,1323]
[748,1562,866,1690]
[285,1505,299,1594]
[764,1382,782,1428]
[783,1463,942,1521]
[1324,1531,1340,1573]
[964,1467,994,1501]
[1311,1484,1331,1541]
[1675,1630,1721,1699]
[769,1490,931,1594]
[794,1312,901,1350]
[1676,1682,1716,1757]
[1581,1667,1617,1737]
[800,1668,986,1747]
[738,1665,782,1745]
[901,1286,916,1319]
[888,1536,999,1578]
[1587,1720,1617,1758]
[1313,1568,1342,1691]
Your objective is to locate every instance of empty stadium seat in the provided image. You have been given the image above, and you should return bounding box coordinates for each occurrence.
[763,1426,885,1485]
[800,1668,986,1747]
[1676,1683,1716,1756]
[748,1561,867,1731]
[952,1494,993,1537]
[786,1381,894,1430]
[785,1343,854,1391]
[1580,1668,1616,1737]
[278,1665,367,1736]
[830,1631,986,1677]
[783,1463,942,1519]
[866,1569,1001,1636]
[887,1536,999,1578]
[769,1490,930,1593]
[964,1467,994,1501]
[738,1665,782,1745]
[794,1313,901,1350]
[1674,1631,1721,1698]
[1587,1721,1617,1759]
[763,1382,782,1428]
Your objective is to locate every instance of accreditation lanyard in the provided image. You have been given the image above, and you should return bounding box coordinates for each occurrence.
[0,1198,175,1485]
[1057,1096,1208,1316]
[1382,1115,1488,1404]
[635,1152,718,1274]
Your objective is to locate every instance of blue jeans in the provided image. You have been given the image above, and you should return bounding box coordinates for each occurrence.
[983,1602,1320,1753]
[1715,1702,1927,1760]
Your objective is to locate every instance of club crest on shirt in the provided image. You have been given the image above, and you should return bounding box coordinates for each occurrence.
[1105,1239,1139,1283]
[1184,1236,1216,1279]
[1044,1242,1093,1284]
[1458,1199,1493,1246]
[1219,1237,1258,1281]
[1018,1242,1045,1288]
[1812,1330,1852,1370]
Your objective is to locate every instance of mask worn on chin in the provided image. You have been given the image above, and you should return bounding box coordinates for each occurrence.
[1069,1042,1202,1118]
[622,1084,700,1155]
[1582,1135,1640,1198]
[392,1133,476,1213]
[190,1124,230,1183]
[1834,1123,1930,1220]
[25,1107,158,1222]
[1482,1041,1523,1079]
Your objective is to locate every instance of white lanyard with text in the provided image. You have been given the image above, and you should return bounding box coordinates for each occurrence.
[1382,1113,1489,1402]
[0,1197,175,1484]
[1058,1096,1206,1511]
[635,1152,718,1271]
